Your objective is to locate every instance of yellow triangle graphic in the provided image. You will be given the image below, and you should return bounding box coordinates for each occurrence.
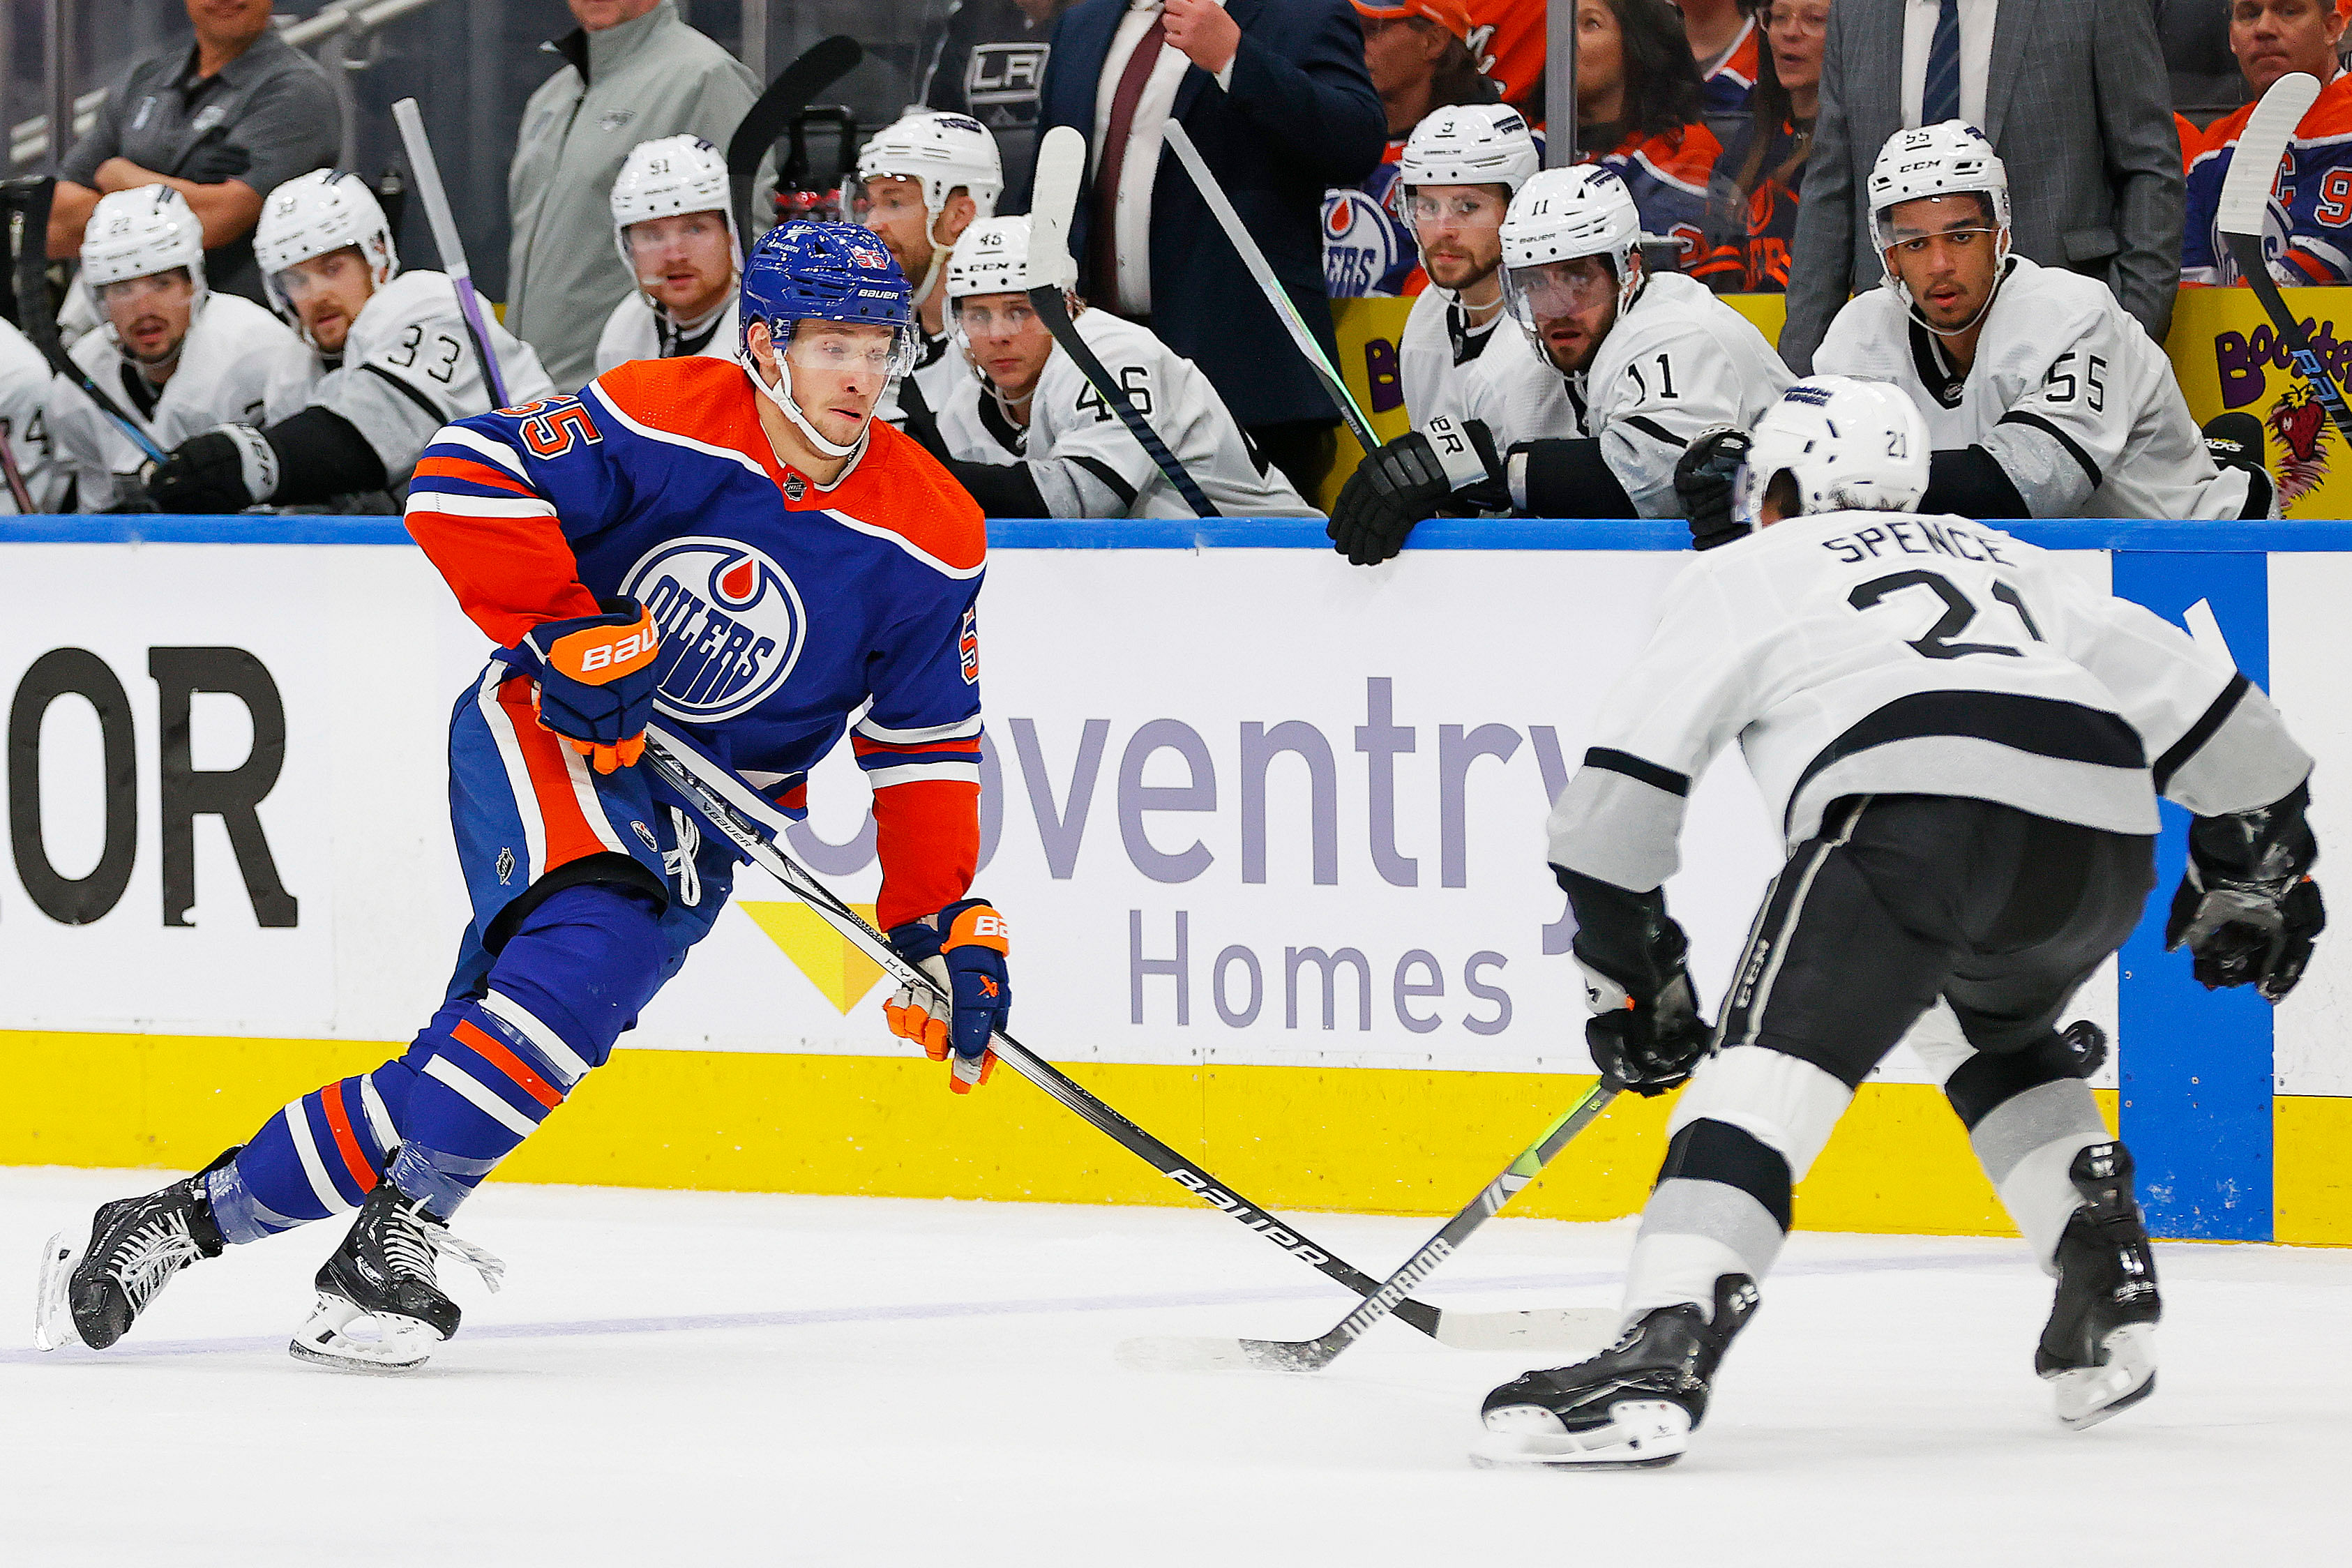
[737,901,889,1014]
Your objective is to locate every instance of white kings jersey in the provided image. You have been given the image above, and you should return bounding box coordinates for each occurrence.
[262,271,555,487]
[55,291,295,510]
[590,291,740,378]
[933,308,1320,518]
[0,317,71,513]
[1462,271,1791,515]
[1398,285,1508,430]
[876,323,970,432]
[1815,257,2264,520]
[1546,509,2311,899]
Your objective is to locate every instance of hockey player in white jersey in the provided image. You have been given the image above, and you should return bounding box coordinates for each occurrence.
[1813,122,2269,521]
[1394,104,1541,429]
[1475,377,2323,1471]
[908,217,1318,518]
[144,171,554,513]
[857,110,1003,429]
[53,186,296,510]
[1329,164,1789,563]
[591,136,740,377]
[0,317,69,513]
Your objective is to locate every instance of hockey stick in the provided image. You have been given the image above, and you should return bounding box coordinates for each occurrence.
[2217,70,2352,446]
[728,36,864,253]
[1162,123,1380,455]
[0,419,35,513]
[0,176,169,466]
[1026,125,1221,519]
[639,725,1602,1353]
[1118,1080,1620,1373]
[391,99,509,409]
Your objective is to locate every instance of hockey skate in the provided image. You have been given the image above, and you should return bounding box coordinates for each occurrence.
[289,1179,504,1375]
[2038,1143,2162,1430]
[1471,1274,1758,1470]
[34,1151,233,1351]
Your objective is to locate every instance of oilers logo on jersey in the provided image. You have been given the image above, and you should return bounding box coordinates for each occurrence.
[623,537,810,721]
[1321,165,1415,299]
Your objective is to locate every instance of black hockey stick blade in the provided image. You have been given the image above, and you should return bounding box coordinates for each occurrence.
[1025,126,1220,518]
[2215,70,2352,444]
[0,176,167,466]
[730,36,864,249]
[636,728,1497,1343]
[1117,1081,1623,1373]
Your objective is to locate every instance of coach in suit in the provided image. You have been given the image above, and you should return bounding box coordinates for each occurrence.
[1778,0,2183,374]
[1037,0,1387,497]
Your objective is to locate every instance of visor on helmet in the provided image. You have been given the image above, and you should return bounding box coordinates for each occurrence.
[778,318,921,382]
[1502,257,1618,331]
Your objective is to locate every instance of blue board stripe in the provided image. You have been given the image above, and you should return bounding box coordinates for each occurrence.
[2110,552,2275,1241]
[10,514,2352,552]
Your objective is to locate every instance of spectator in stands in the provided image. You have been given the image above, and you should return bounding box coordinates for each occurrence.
[1038,0,1386,500]
[920,0,1073,209]
[1465,0,1548,119]
[1576,0,1724,272]
[1694,0,1826,292]
[506,0,762,393]
[1685,0,1763,114]
[2183,0,2352,287]
[1777,0,2182,372]
[1326,1,1502,299]
[46,0,338,306]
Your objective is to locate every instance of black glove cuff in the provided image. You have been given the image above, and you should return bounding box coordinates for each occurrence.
[265,406,389,505]
[1513,438,1640,518]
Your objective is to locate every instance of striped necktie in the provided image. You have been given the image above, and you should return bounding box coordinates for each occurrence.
[1923,0,1961,124]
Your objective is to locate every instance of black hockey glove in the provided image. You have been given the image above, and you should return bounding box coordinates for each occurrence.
[1327,417,1502,565]
[1556,866,1714,1096]
[2164,781,2326,1002]
[149,425,276,513]
[1673,424,1752,550]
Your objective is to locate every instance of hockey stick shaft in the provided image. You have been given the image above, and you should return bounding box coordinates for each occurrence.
[728,36,864,253]
[1025,283,1221,518]
[1161,123,1379,453]
[639,728,1456,1336]
[2228,236,2352,444]
[0,419,35,513]
[1,176,169,465]
[391,99,509,409]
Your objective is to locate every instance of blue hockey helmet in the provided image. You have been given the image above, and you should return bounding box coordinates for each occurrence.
[739,220,920,458]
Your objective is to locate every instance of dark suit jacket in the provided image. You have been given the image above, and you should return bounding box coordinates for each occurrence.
[1036,0,1386,428]
[1779,0,2183,372]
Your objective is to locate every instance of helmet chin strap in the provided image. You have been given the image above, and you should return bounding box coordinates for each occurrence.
[749,345,867,461]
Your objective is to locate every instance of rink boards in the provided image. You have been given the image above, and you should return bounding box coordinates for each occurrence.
[0,515,2346,1245]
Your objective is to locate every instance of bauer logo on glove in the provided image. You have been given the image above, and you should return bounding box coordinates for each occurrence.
[516,596,661,773]
[884,898,1013,1093]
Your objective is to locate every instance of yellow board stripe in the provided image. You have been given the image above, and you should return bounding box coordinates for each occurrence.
[5,1030,2342,1243]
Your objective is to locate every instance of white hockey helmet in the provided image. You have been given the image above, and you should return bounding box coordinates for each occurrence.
[82,185,206,293]
[255,170,399,333]
[856,112,1003,305]
[945,216,1036,301]
[610,134,738,271]
[1499,164,1644,334]
[1399,104,1541,195]
[1867,121,2011,300]
[1733,376,1932,530]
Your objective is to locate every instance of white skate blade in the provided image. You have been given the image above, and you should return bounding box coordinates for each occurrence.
[288,1292,444,1375]
[32,1230,82,1351]
[1470,1401,1691,1470]
[1435,1306,1616,1354]
[2047,1322,2158,1430]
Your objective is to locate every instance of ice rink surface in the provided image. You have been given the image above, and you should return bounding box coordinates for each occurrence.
[1,1167,2342,1566]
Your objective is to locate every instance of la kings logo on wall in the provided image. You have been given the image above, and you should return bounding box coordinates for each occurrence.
[623,538,807,721]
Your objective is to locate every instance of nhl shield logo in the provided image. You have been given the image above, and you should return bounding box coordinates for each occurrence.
[622,537,809,722]
[783,472,807,501]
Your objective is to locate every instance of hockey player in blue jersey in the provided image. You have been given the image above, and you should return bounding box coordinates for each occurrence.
[34,223,1013,1373]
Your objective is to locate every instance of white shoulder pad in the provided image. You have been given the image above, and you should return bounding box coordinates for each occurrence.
[1811,286,1911,379]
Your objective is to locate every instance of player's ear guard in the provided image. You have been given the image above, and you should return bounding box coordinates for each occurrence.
[884,898,1013,1092]
[517,597,661,774]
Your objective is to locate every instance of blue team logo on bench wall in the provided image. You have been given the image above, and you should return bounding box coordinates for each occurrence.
[623,538,808,721]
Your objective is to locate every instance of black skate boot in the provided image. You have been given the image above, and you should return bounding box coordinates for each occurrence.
[34,1149,235,1351]
[1472,1274,1759,1469]
[289,1179,503,1375]
[2037,1142,2162,1429]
